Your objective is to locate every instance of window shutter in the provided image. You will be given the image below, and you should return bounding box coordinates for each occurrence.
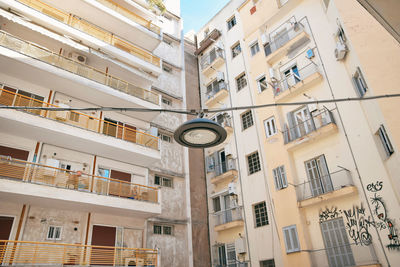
[211,245,220,265]
[206,155,215,172]
[290,227,300,251]
[280,166,288,188]
[286,112,297,140]
[273,168,280,190]
[318,155,333,192]
[283,228,292,252]
[351,75,363,97]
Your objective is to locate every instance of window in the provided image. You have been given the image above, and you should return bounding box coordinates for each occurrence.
[162,97,172,105]
[162,64,172,73]
[69,112,80,122]
[257,76,268,92]
[305,155,332,197]
[213,244,227,266]
[377,125,394,157]
[227,16,236,30]
[236,73,247,91]
[254,202,269,227]
[47,226,62,240]
[241,110,254,130]
[158,132,172,143]
[226,243,236,266]
[261,259,275,267]
[231,42,241,58]
[247,152,261,174]
[153,224,173,235]
[283,225,300,253]
[352,67,368,97]
[273,166,288,190]
[264,117,277,138]
[250,41,260,56]
[154,175,173,188]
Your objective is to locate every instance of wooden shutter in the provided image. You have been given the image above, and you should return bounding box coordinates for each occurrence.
[273,168,281,190]
[280,166,288,188]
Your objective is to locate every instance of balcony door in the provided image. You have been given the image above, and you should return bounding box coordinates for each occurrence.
[321,218,355,267]
[283,64,301,89]
[293,106,313,137]
[223,194,232,223]
[305,155,333,197]
[218,150,227,175]
[91,225,116,266]
[0,216,14,264]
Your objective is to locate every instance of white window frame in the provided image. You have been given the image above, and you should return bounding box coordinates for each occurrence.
[249,40,260,56]
[377,125,394,157]
[161,97,172,106]
[352,67,368,97]
[154,175,173,188]
[273,165,288,190]
[46,225,62,240]
[158,132,172,143]
[264,116,277,138]
[236,73,248,91]
[283,225,300,253]
[153,224,173,235]
[256,75,268,93]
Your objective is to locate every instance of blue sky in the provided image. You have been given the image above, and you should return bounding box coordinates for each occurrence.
[181,0,231,34]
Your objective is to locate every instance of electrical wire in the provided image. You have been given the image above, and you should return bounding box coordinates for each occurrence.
[1,93,399,115]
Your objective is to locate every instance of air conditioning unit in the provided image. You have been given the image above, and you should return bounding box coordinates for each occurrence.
[235,237,247,254]
[69,52,87,64]
[228,182,236,195]
[334,42,347,61]
[261,33,270,44]
[216,71,225,82]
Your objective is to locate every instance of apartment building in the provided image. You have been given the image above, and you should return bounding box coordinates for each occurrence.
[236,0,400,266]
[0,0,197,266]
[195,1,282,266]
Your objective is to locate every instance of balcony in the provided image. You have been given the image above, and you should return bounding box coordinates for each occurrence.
[273,63,323,102]
[0,240,158,266]
[0,157,161,217]
[0,88,160,166]
[264,23,310,64]
[283,109,338,151]
[0,30,161,121]
[210,158,237,185]
[309,243,380,267]
[214,207,244,232]
[195,29,221,56]
[205,81,228,107]
[296,169,358,208]
[1,0,161,74]
[200,48,225,76]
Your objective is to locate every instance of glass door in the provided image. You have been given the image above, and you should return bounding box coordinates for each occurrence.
[294,107,313,137]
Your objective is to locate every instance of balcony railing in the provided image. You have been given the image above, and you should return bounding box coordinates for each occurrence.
[264,22,306,57]
[273,63,319,96]
[0,240,157,266]
[0,31,160,105]
[206,81,227,99]
[0,156,159,203]
[0,87,159,150]
[95,0,161,35]
[200,49,224,70]
[283,109,335,144]
[210,158,237,177]
[309,243,379,267]
[16,0,161,67]
[296,169,354,201]
[214,206,243,226]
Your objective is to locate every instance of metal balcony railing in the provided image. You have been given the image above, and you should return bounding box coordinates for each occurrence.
[295,169,354,201]
[16,0,161,66]
[206,81,227,100]
[273,63,320,96]
[0,240,157,266]
[264,22,306,57]
[309,243,379,267]
[95,0,161,35]
[200,49,224,70]
[0,31,160,105]
[0,87,159,150]
[283,109,335,144]
[214,206,243,226]
[0,156,159,203]
[210,158,237,178]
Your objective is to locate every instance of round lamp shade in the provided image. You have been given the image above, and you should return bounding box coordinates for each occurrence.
[174,118,227,148]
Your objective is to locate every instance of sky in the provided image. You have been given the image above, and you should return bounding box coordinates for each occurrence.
[181,0,231,34]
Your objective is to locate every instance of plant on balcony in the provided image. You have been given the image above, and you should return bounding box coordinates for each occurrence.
[147,0,166,13]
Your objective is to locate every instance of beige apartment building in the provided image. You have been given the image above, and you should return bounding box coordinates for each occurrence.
[235,0,400,266]
[195,1,282,266]
[0,0,201,266]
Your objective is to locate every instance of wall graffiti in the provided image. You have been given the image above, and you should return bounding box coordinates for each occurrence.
[317,181,400,250]
[367,181,400,250]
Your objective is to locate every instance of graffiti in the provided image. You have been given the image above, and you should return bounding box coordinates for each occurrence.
[319,206,342,222]
[367,181,400,250]
[342,204,374,246]
[366,181,383,192]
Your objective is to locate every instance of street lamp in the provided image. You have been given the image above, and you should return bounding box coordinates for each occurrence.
[174,118,227,148]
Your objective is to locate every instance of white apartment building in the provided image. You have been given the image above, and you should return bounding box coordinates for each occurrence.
[0,0,194,266]
[195,1,283,266]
